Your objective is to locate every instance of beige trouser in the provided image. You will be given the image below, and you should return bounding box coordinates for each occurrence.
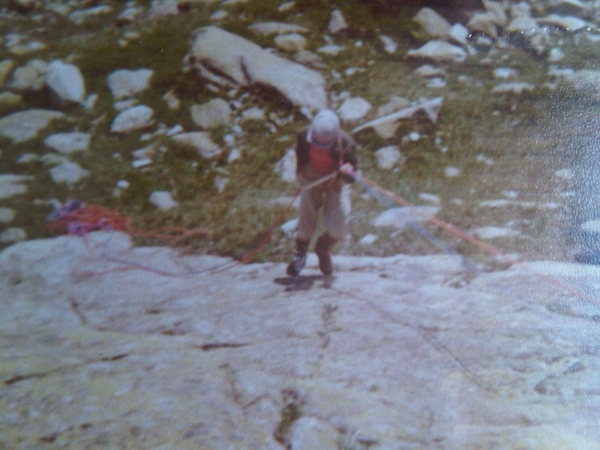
[297,173,346,242]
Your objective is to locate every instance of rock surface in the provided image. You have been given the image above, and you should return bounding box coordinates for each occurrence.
[184,26,327,109]
[1,232,600,449]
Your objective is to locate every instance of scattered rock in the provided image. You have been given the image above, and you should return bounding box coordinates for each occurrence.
[317,44,344,55]
[353,97,443,139]
[49,161,90,185]
[172,132,221,158]
[375,145,405,170]
[0,109,64,143]
[190,98,232,129]
[0,208,15,224]
[555,69,600,100]
[240,107,266,122]
[275,148,297,183]
[248,22,309,36]
[448,23,470,46]
[280,217,298,236]
[110,105,154,133]
[491,82,535,94]
[68,5,113,25]
[468,12,500,39]
[9,59,47,91]
[415,64,446,78]
[0,174,30,199]
[328,9,348,34]
[413,7,452,37]
[45,60,86,105]
[359,233,378,245]
[379,35,397,54]
[162,90,181,110]
[43,132,91,154]
[0,60,15,87]
[184,26,327,109]
[294,50,326,69]
[445,166,462,177]
[538,14,588,32]
[0,227,26,243]
[274,33,307,53]
[149,191,178,210]
[337,97,372,121]
[407,40,467,64]
[107,69,153,99]
[493,67,518,79]
[373,206,439,229]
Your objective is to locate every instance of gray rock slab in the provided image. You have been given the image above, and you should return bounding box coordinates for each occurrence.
[46,60,86,104]
[184,26,327,109]
[1,233,600,448]
[407,40,467,64]
[107,69,153,99]
[0,109,64,143]
[110,105,154,133]
[44,132,91,153]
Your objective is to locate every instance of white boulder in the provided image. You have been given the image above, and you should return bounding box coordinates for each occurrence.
[110,105,154,133]
[49,161,90,185]
[538,14,588,32]
[149,191,178,211]
[375,145,405,170]
[0,109,64,143]
[190,98,232,129]
[337,97,372,121]
[184,26,327,109]
[172,132,221,159]
[44,132,91,153]
[46,60,85,104]
[407,40,467,64]
[413,8,451,37]
[107,69,153,99]
[329,9,348,34]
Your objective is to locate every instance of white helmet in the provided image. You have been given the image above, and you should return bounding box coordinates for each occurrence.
[307,109,340,149]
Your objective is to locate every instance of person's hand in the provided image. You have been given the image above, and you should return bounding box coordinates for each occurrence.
[339,163,354,175]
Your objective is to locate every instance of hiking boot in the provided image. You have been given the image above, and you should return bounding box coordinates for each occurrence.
[286,239,309,276]
[315,233,337,275]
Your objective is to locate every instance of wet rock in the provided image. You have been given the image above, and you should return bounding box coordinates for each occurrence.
[328,9,348,34]
[407,40,467,64]
[0,227,26,243]
[337,97,372,121]
[547,0,585,16]
[190,98,232,129]
[375,145,405,170]
[0,208,15,224]
[209,10,228,21]
[548,47,565,62]
[43,132,91,154]
[0,60,15,87]
[505,15,540,36]
[373,206,439,229]
[184,26,327,109]
[45,60,86,105]
[413,8,452,38]
[172,131,221,158]
[0,109,64,143]
[353,97,443,139]
[448,23,470,46]
[249,22,309,36]
[0,174,30,199]
[149,191,178,210]
[468,12,499,39]
[110,105,154,133]
[49,161,90,185]
[68,5,113,25]
[419,193,441,205]
[107,69,153,99]
[274,33,307,53]
[538,14,588,32]
[9,59,47,91]
[494,67,518,79]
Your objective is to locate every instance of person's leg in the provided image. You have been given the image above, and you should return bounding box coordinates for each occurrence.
[317,188,346,275]
[287,188,323,276]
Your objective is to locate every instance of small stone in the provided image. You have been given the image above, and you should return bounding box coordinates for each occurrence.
[548,47,565,62]
[249,22,309,36]
[0,60,15,87]
[419,193,441,205]
[241,107,266,122]
[329,9,348,34]
[116,180,130,189]
[491,82,535,94]
[380,35,397,54]
[44,132,91,154]
[373,206,439,229]
[448,23,469,46]
[337,97,372,121]
[110,105,154,133]
[190,98,232,129]
[493,67,518,79]
[468,12,499,39]
[9,59,48,91]
[317,44,345,55]
[274,33,307,52]
[280,218,298,237]
[407,40,467,64]
[49,161,90,185]
[375,145,405,170]
[278,2,295,13]
[0,228,27,243]
[45,60,86,104]
[0,109,64,143]
[472,226,520,239]
[413,7,452,37]
[377,96,411,116]
[359,233,378,245]
[409,131,421,141]
[210,10,228,20]
[0,207,16,224]
[114,99,138,111]
[163,90,181,110]
[214,176,229,193]
[149,191,178,211]
[68,5,113,25]
[445,166,461,177]
[107,69,153,99]
[172,132,221,159]
[0,92,22,107]
[0,174,30,199]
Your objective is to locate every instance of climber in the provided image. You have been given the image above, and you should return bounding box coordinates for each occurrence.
[287,109,358,276]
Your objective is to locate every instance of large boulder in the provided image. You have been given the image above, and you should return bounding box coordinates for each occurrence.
[184,26,327,110]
